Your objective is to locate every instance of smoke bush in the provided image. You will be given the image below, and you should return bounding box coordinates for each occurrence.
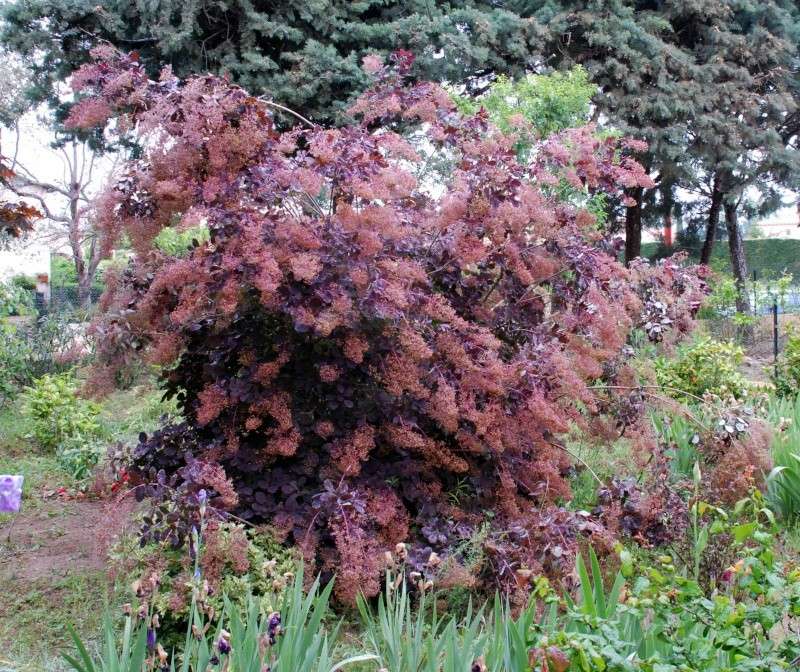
[70,48,704,603]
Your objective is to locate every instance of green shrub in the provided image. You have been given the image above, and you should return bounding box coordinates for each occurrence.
[22,373,103,450]
[0,278,35,317]
[655,336,747,399]
[110,521,298,650]
[57,435,104,480]
[10,274,37,291]
[772,330,800,397]
[697,274,738,319]
[0,322,33,403]
[0,314,87,404]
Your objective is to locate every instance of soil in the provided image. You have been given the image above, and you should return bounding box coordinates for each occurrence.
[0,496,133,584]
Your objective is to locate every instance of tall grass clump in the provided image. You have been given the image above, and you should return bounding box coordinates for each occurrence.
[765,394,800,519]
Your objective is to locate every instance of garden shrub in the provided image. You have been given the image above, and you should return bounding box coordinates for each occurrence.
[57,434,105,480]
[70,48,705,603]
[0,313,87,403]
[0,278,35,317]
[113,519,297,650]
[22,372,104,451]
[772,329,800,397]
[654,336,747,399]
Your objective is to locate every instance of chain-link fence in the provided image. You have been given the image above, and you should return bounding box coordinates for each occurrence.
[704,271,800,361]
[47,284,103,314]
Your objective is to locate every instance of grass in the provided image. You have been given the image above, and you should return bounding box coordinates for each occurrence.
[98,381,177,445]
[0,380,176,672]
[565,435,636,510]
[0,402,69,519]
[0,571,114,672]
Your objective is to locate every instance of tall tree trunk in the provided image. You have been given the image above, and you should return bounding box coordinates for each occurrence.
[624,186,644,265]
[700,175,723,265]
[77,269,93,308]
[724,200,750,314]
[662,182,673,248]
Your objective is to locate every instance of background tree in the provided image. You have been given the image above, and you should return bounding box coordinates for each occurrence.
[523,0,800,293]
[679,0,800,311]
[0,51,39,241]
[3,134,113,305]
[521,0,699,263]
[1,0,547,124]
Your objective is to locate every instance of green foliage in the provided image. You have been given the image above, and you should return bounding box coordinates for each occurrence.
[22,372,103,451]
[0,278,35,316]
[655,336,747,399]
[450,67,611,225]
[65,568,376,672]
[57,434,104,480]
[0,314,87,403]
[452,66,596,143]
[51,254,105,291]
[153,224,210,257]
[10,273,37,291]
[698,274,739,319]
[651,411,700,478]
[773,330,800,397]
[0,322,32,403]
[764,394,800,519]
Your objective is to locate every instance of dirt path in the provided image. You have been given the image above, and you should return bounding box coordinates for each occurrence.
[0,494,134,671]
[0,497,130,583]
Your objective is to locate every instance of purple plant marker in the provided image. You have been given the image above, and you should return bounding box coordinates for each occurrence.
[0,475,23,513]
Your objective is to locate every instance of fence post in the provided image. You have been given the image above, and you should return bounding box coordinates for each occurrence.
[773,299,779,376]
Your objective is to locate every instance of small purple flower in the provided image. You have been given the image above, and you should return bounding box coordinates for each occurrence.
[217,636,231,655]
[147,628,157,651]
[267,611,281,646]
[194,566,201,579]
[0,475,23,513]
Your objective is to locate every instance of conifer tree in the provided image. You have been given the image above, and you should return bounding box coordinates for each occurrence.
[0,0,545,124]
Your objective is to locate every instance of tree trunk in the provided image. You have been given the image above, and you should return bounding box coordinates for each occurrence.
[662,183,673,248]
[724,200,750,314]
[77,268,93,308]
[700,175,723,265]
[624,186,644,265]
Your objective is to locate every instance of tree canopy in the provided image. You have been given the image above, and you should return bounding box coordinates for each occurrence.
[1,0,546,124]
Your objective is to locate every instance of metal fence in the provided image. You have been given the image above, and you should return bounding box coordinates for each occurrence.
[48,285,103,313]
